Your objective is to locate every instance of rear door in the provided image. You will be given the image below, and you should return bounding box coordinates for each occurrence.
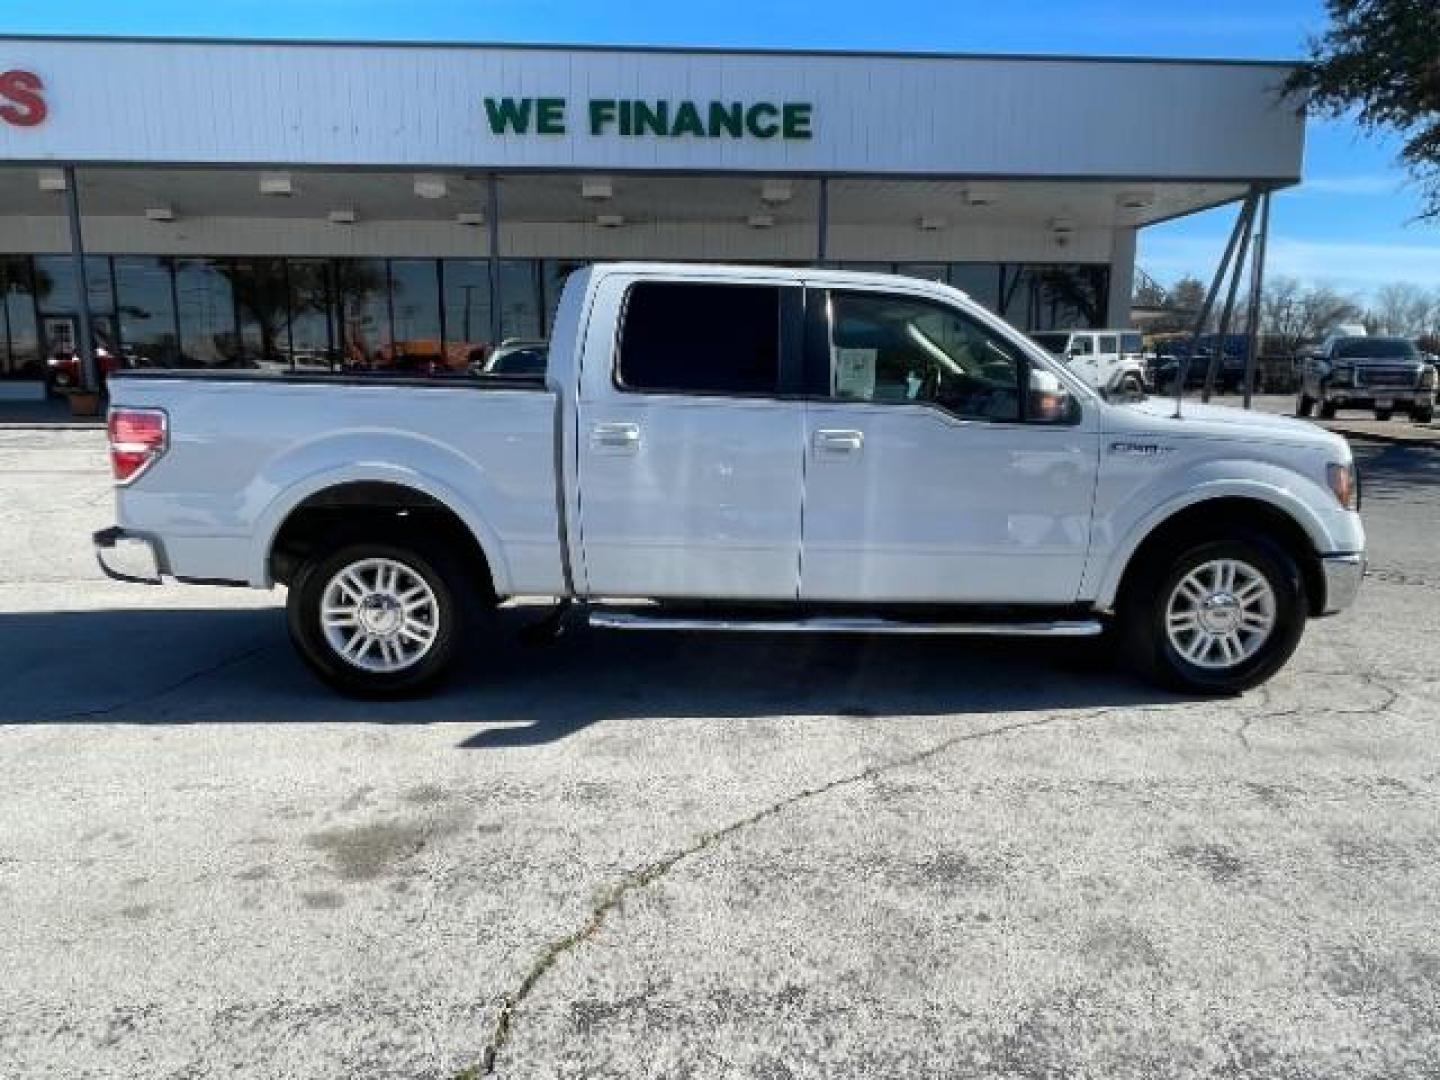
[575,274,806,600]
[798,287,1100,604]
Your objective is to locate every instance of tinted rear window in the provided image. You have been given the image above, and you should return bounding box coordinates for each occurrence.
[1334,338,1417,360]
[618,282,782,394]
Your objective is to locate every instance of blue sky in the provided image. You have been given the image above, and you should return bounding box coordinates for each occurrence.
[3,0,1435,299]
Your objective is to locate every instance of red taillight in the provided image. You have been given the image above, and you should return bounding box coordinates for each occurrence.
[107,408,168,484]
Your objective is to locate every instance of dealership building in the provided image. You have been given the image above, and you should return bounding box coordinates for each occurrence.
[0,36,1304,398]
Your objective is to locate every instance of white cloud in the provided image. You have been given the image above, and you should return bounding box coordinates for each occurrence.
[1138,234,1440,295]
[1292,175,1405,197]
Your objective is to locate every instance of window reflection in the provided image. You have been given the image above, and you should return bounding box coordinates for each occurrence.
[442,259,494,370]
[231,258,291,370]
[176,258,239,367]
[335,259,391,370]
[388,259,447,375]
[114,256,180,367]
[499,259,542,341]
[1,256,42,379]
[288,259,335,371]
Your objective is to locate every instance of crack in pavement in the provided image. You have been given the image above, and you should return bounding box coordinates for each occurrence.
[42,643,274,723]
[1231,673,1405,751]
[470,705,1136,1076]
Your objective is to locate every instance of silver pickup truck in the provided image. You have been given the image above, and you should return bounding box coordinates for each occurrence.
[95,263,1366,699]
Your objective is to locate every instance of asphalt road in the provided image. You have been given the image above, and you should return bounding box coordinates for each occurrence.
[0,430,1437,1080]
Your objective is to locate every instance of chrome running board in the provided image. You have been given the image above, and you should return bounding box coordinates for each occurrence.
[587,611,1103,637]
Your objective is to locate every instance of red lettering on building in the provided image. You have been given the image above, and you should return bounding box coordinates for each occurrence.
[0,70,47,127]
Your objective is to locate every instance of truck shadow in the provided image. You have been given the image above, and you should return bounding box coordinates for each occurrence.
[0,606,1178,743]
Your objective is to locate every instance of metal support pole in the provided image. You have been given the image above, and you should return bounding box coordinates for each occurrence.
[1242,191,1271,410]
[1202,202,1255,403]
[816,176,829,265]
[1175,191,1257,418]
[487,173,502,349]
[62,166,99,394]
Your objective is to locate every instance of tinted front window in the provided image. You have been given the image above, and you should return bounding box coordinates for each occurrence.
[1121,333,1143,355]
[1334,338,1417,360]
[827,291,1022,422]
[618,283,781,395]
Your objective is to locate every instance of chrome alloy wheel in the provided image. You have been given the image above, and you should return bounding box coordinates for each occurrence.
[1165,558,1277,670]
[320,557,440,673]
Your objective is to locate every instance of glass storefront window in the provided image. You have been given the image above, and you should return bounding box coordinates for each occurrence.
[288,259,335,371]
[895,262,948,284]
[335,259,391,370]
[231,258,291,369]
[175,258,239,367]
[441,259,494,370]
[34,254,118,360]
[1,256,42,379]
[948,264,1002,315]
[498,259,542,342]
[389,259,446,373]
[114,256,180,368]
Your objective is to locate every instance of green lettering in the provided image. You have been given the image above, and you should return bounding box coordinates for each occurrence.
[745,102,780,139]
[619,100,632,136]
[483,97,533,134]
[781,102,813,140]
[672,101,705,138]
[589,99,617,136]
[536,97,566,135]
[633,100,669,137]
[708,101,744,138]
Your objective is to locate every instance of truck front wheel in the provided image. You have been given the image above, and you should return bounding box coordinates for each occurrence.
[287,539,467,697]
[1119,532,1306,694]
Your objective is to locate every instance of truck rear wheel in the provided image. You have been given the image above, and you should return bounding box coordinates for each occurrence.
[1318,401,1338,420]
[1295,393,1314,418]
[287,539,468,697]
[1119,531,1306,695]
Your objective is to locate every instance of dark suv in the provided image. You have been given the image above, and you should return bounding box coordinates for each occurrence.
[1297,336,1437,423]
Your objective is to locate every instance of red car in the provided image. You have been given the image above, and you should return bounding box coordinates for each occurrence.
[46,347,124,394]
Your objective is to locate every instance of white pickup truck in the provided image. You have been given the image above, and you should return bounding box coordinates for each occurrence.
[95,263,1365,697]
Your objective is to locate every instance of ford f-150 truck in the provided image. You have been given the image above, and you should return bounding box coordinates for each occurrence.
[95,263,1365,697]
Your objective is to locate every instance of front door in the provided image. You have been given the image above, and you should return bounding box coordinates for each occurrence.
[576,277,807,600]
[799,288,1100,605]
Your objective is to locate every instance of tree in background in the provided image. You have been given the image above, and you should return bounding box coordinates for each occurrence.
[1368,281,1432,334]
[1286,0,1440,220]
[1259,276,1364,352]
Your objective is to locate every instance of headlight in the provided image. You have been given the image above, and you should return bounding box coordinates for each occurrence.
[1420,365,1437,390]
[1327,462,1359,511]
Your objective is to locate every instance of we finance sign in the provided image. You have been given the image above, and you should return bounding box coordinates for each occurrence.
[483,97,814,141]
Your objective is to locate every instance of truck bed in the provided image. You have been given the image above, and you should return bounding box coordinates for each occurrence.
[107,371,563,595]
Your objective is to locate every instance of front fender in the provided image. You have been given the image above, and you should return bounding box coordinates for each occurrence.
[246,431,514,592]
[1088,461,1347,610]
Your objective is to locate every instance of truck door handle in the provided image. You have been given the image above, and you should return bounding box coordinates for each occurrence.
[591,422,641,450]
[813,429,864,455]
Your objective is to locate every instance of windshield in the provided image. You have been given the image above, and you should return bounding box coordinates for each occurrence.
[1030,333,1070,355]
[1334,338,1417,360]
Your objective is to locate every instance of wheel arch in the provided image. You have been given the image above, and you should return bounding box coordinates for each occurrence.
[1098,493,1327,617]
[257,474,507,597]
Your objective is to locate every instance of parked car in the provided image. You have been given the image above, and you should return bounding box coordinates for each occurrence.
[1297,336,1437,422]
[95,263,1365,698]
[1029,330,1147,397]
[45,346,124,395]
[474,339,548,377]
[1150,334,1250,395]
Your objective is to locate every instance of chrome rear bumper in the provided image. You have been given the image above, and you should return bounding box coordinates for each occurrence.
[1320,553,1365,615]
[93,526,163,585]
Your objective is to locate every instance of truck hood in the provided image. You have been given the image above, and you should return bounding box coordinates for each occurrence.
[1106,396,1349,453]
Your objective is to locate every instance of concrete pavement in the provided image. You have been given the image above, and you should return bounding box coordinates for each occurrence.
[0,430,1436,1079]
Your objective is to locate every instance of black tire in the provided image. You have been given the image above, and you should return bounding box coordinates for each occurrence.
[287,537,473,698]
[1318,401,1338,420]
[1118,531,1307,695]
[1295,393,1315,418]
[1413,404,1435,424]
[1374,407,1393,422]
[1118,374,1144,398]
